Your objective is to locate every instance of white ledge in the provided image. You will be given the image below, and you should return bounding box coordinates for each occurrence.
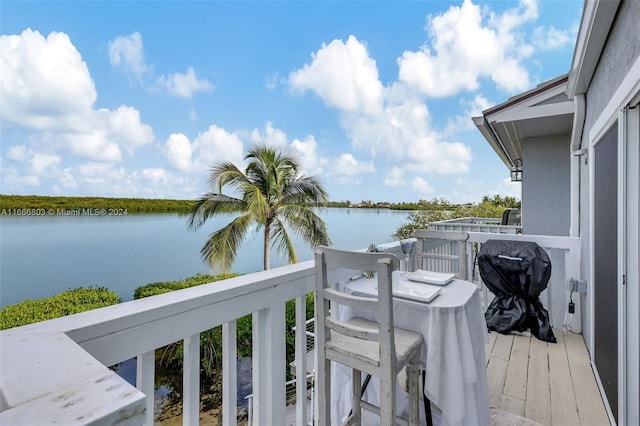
[0,331,146,425]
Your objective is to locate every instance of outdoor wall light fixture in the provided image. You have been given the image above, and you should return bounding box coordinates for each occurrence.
[510,159,523,182]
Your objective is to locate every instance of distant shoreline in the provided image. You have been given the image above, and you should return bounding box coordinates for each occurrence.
[0,194,420,213]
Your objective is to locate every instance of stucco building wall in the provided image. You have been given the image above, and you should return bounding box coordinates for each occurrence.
[522,134,571,236]
[578,0,640,350]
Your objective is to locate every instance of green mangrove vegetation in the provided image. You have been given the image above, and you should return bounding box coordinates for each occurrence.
[0,287,121,330]
[0,194,194,214]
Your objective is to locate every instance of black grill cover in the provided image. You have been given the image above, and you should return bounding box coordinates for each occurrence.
[478,240,556,343]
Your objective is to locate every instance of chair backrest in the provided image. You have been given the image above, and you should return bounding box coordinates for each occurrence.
[501,208,522,226]
[314,246,400,361]
[412,230,470,279]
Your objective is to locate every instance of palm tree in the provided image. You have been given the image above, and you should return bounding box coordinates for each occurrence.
[188,144,331,272]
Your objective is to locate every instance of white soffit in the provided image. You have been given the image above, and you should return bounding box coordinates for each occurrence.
[474,76,574,169]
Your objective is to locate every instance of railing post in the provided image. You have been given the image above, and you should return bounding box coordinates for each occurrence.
[136,351,155,426]
[184,334,200,426]
[223,320,237,426]
[252,304,286,425]
[295,295,308,426]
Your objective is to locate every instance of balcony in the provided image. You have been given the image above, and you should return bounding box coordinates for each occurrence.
[0,231,609,425]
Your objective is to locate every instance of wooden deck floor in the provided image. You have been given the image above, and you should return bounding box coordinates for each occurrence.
[286,329,610,425]
[485,329,610,426]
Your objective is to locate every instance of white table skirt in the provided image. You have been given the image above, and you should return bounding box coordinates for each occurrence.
[331,272,491,426]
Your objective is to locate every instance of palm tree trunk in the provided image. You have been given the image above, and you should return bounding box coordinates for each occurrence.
[263,225,270,270]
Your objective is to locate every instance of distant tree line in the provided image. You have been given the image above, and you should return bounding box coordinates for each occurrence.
[1,194,519,216]
[0,194,194,213]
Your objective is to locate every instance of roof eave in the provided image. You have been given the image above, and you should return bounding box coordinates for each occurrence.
[566,0,621,98]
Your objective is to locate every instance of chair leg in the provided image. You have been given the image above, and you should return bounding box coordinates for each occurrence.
[316,358,331,426]
[351,369,362,425]
[422,370,433,426]
[379,369,396,425]
[407,364,419,426]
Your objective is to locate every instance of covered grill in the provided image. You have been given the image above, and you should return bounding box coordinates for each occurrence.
[478,239,556,343]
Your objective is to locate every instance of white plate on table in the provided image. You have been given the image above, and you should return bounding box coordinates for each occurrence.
[392,281,441,303]
[401,269,455,286]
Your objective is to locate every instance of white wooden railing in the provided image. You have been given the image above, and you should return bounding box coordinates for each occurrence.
[0,234,580,425]
[428,217,522,234]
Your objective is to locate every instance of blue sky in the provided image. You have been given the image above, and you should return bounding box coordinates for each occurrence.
[1,0,582,203]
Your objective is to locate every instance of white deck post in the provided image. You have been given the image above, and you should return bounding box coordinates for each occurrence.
[295,295,308,426]
[252,304,286,425]
[136,351,155,426]
[183,334,200,426]
[222,320,237,426]
[565,239,582,332]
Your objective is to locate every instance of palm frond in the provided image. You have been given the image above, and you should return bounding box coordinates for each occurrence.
[201,214,254,273]
[187,193,246,230]
[277,204,331,247]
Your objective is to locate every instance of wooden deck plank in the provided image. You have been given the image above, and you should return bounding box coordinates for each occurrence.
[548,329,581,425]
[525,335,552,425]
[503,333,531,401]
[564,331,611,426]
[499,394,525,417]
[492,333,514,361]
[486,356,509,408]
[483,328,609,426]
[485,331,498,366]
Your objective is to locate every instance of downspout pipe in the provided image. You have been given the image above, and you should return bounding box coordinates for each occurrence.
[566,93,585,334]
[570,94,586,238]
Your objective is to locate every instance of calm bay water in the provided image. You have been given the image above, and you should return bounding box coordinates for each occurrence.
[0,208,410,307]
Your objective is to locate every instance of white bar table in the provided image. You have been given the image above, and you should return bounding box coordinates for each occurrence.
[330,271,491,426]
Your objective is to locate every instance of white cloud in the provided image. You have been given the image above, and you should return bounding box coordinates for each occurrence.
[411,176,434,194]
[1,29,154,164]
[158,66,213,98]
[265,72,279,90]
[1,168,40,189]
[333,153,375,176]
[1,29,96,130]
[60,167,77,189]
[166,133,193,173]
[164,125,244,174]
[443,94,493,136]
[7,145,28,162]
[31,152,61,173]
[108,33,212,98]
[398,0,536,97]
[103,106,154,151]
[290,135,326,176]
[288,35,473,176]
[533,26,572,50]
[78,161,126,185]
[189,108,198,122]
[126,168,197,198]
[4,145,60,174]
[384,167,406,187]
[411,138,472,174]
[65,131,123,162]
[250,122,288,147]
[108,32,149,78]
[289,35,384,115]
[497,176,522,198]
[327,153,375,185]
